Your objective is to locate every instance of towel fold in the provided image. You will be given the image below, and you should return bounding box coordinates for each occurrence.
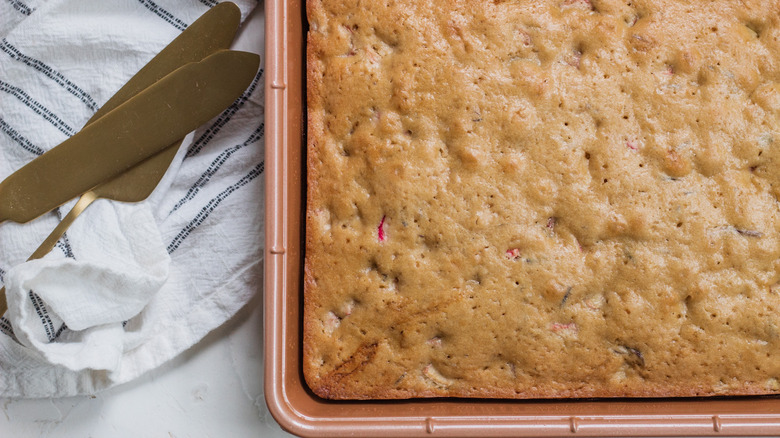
[0,0,264,398]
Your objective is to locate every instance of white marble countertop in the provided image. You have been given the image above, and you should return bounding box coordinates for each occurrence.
[0,6,292,437]
[1,293,291,437]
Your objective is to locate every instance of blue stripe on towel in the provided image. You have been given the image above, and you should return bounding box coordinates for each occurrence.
[5,0,33,15]
[136,0,189,31]
[0,116,44,155]
[168,122,264,216]
[28,291,56,342]
[0,80,75,137]
[1,39,99,112]
[185,69,263,158]
[55,233,74,259]
[167,161,265,254]
[53,323,67,340]
[0,317,15,338]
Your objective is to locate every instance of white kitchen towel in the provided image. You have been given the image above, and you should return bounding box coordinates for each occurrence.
[0,0,265,397]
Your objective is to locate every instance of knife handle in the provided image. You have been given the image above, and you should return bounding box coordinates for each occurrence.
[0,192,98,316]
[31,192,98,261]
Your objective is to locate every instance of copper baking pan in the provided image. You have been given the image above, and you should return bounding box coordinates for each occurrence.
[263,0,780,435]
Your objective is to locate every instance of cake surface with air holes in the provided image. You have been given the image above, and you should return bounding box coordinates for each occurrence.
[304,0,780,399]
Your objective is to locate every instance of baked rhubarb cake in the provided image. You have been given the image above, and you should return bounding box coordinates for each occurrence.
[304,0,780,399]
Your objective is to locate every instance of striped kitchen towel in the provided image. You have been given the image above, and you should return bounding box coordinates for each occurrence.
[0,0,264,397]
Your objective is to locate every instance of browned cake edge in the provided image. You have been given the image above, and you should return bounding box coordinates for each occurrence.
[301,0,780,400]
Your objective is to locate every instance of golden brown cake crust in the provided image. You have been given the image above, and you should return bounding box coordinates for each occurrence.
[304,0,780,400]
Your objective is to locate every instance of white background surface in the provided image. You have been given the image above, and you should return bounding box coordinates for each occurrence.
[1,293,291,437]
[0,6,293,437]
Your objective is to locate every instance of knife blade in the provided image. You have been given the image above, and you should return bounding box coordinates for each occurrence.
[0,49,260,224]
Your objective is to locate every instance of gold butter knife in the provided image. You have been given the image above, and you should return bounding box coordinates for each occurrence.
[0,49,259,224]
[0,49,259,314]
[0,2,244,315]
